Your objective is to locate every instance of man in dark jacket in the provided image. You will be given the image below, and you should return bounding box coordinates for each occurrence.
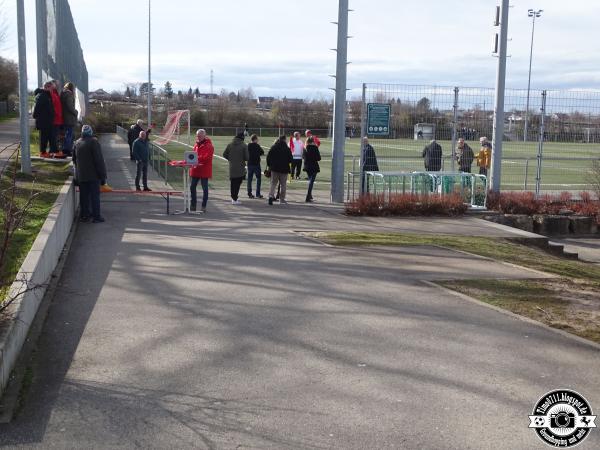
[422,140,443,171]
[361,137,379,193]
[266,135,293,205]
[132,131,152,191]
[60,82,78,156]
[247,134,264,198]
[32,82,54,157]
[127,120,145,161]
[73,125,107,223]
[223,133,249,204]
[456,138,474,173]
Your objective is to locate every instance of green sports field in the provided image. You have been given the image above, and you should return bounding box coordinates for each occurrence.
[155,134,600,193]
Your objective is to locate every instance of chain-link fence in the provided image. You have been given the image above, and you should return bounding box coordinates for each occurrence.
[36,0,88,116]
[353,84,600,198]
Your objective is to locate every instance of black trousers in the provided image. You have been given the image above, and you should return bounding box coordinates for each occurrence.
[230,176,244,201]
[291,159,302,178]
[79,180,101,220]
[39,126,52,154]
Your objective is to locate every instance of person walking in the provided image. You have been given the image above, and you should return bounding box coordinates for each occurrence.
[132,131,152,191]
[60,82,78,156]
[128,120,145,161]
[189,129,214,212]
[266,135,293,205]
[289,131,304,180]
[476,137,492,176]
[303,136,321,202]
[49,81,64,157]
[422,139,443,171]
[223,132,249,205]
[456,138,474,173]
[247,134,264,199]
[32,82,54,158]
[73,125,107,223]
[361,137,379,193]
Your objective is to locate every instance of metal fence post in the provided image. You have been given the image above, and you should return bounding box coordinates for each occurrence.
[524,158,529,190]
[451,87,459,173]
[535,90,547,197]
[359,83,367,195]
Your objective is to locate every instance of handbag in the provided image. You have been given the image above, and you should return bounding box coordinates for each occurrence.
[264,168,271,178]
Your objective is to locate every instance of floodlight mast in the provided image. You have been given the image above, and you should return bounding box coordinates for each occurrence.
[147,0,152,128]
[524,9,543,142]
[17,0,31,174]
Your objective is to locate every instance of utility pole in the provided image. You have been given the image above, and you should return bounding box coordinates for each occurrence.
[490,0,510,193]
[330,0,350,203]
[524,9,542,142]
[16,0,31,174]
[147,0,152,127]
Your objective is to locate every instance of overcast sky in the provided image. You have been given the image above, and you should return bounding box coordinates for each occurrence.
[2,0,600,99]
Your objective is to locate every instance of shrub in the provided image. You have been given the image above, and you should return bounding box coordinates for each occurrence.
[345,193,467,217]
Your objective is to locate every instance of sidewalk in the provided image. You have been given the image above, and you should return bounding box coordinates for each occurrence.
[0,135,598,449]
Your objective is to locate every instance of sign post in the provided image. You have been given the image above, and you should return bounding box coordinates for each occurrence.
[367,103,391,136]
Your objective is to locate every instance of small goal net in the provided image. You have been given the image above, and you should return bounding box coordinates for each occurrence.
[156,110,190,145]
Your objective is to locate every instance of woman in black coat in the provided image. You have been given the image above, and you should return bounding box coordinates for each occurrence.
[302,137,321,202]
[266,135,293,205]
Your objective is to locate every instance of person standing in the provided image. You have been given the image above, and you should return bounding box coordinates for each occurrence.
[267,135,293,205]
[456,138,474,173]
[361,137,379,193]
[73,125,107,223]
[422,139,443,171]
[32,82,54,158]
[289,131,304,180]
[49,81,64,157]
[60,82,78,156]
[132,131,152,191]
[247,134,264,198]
[303,136,321,202]
[189,129,214,212]
[128,120,145,161]
[223,133,249,205]
[476,137,492,176]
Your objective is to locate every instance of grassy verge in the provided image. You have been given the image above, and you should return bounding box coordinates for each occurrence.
[314,232,600,343]
[0,160,71,302]
[0,113,18,123]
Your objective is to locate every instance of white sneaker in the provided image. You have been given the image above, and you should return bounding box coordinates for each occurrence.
[279,199,288,205]
[231,199,242,205]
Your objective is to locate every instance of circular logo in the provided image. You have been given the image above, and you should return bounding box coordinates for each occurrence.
[529,389,596,447]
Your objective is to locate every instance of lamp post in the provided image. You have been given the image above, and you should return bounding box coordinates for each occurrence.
[523,8,542,142]
[147,0,152,128]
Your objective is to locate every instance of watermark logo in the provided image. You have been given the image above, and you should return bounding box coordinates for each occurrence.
[529,389,596,447]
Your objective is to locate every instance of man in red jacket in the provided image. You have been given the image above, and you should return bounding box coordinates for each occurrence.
[305,129,321,147]
[50,80,64,157]
[189,129,215,212]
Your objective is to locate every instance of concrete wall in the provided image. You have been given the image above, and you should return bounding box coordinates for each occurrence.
[0,179,78,396]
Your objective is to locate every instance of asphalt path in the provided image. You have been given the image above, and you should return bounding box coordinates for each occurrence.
[0,135,598,449]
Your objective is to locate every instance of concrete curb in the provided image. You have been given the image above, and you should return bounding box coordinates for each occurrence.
[0,177,78,397]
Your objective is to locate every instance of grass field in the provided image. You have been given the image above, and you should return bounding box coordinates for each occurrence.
[154,134,600,193]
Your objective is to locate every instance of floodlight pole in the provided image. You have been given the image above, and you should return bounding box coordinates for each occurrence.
[524,9,542,142]
[147,0,152,128]
[331,0,349,203]
[490,0,510,193]
[16,0,31,174]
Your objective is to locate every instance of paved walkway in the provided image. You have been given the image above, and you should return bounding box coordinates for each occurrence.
[552,238,600,264]
[0,135,598,449]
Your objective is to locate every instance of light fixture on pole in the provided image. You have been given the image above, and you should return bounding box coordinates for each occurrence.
[523,8,542,142]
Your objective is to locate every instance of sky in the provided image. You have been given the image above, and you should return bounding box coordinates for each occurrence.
[2,0,600,99]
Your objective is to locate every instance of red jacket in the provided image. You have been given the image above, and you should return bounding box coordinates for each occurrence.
[306,132,321,147]
[50,89,63,126]
[189,138,214,179]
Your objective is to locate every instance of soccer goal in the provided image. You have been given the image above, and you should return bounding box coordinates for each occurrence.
[156,110,191,145]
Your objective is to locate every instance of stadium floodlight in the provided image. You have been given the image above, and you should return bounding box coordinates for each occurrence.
[147,0,152,127]
[524,9,543,142]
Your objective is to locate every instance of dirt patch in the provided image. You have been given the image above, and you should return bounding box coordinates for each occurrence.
[441,278,600,344]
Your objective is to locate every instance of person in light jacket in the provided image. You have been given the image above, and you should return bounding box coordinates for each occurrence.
[223,133,249,204]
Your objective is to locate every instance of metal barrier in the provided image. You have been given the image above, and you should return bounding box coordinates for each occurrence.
[116,125,169,186]
[348,171,488,208]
